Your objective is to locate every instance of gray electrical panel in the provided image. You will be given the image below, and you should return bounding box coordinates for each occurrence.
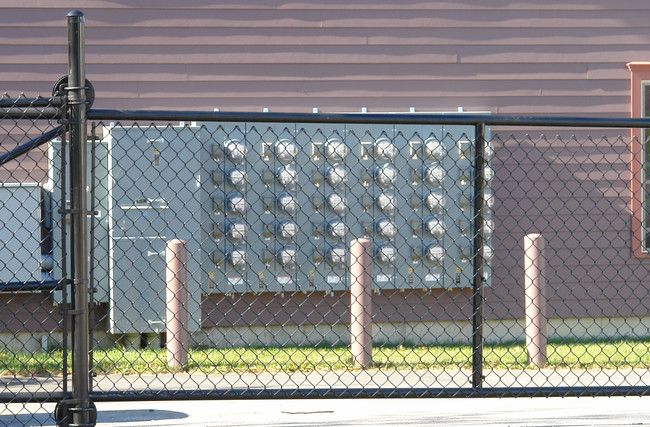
[201,121,492,293]
[104,124,205,334]
[46,118,492,335]
[0,183,42,284]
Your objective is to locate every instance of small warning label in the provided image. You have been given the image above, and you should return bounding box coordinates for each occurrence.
[228,277,244,286]
[327,275,343,284]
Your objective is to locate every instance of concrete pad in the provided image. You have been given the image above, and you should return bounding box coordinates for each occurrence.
[4,396,649,427]
[94,396,650,426]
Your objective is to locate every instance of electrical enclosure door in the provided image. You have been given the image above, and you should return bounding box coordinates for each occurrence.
[107,125,204,334]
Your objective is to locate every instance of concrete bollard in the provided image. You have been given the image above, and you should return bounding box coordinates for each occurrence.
[350,238,373,368]
[166,239,188,369]
[524,233,547,367]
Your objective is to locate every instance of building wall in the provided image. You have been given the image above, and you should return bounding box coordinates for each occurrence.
[1,0,644,115]
[2,1,650,338]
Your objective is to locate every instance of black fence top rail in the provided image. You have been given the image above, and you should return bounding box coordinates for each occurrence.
[0,96,66,120]
[88,109,650,128]
[0,96,65,108]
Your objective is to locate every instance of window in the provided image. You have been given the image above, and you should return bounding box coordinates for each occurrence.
[627,63,650,257]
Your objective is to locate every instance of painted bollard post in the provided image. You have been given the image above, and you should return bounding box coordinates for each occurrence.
[166,239,188,369]
[350,238,373,368]
[524,233,547,367]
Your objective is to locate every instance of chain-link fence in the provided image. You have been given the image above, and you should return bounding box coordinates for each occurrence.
[66,113,648,400]
[4,104,650,426]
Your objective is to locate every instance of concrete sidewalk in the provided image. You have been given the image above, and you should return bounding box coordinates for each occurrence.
[5,396,650,426]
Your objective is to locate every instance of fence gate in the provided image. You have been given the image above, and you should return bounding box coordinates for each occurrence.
[81,111,650,403]
[0,95,69,426]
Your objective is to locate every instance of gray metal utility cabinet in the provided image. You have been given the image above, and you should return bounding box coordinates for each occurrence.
[46,118,492,335]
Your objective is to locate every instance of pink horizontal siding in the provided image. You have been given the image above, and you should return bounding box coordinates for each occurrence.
[0,1,645,115]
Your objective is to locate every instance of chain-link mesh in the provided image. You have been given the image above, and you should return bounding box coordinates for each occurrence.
[0,94,67,426]
[482,129,650,395]
[3,109,650,424]
[70,119,650,399]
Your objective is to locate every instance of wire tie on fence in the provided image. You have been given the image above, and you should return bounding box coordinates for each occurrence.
[63,85,89,91]
[69,406,95,414]
[73,278,89,288]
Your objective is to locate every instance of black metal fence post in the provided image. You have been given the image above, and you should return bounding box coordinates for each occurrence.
[471,123,487,391]
[64,9,95,427]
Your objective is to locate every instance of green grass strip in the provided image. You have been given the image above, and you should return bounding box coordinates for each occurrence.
[3,338,650,376]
